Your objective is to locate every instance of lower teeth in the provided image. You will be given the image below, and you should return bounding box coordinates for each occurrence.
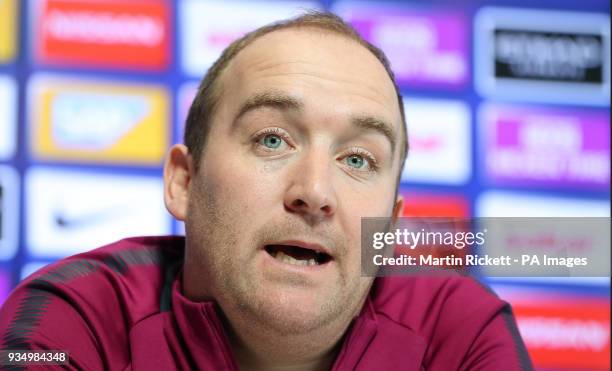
[275,251,317,266]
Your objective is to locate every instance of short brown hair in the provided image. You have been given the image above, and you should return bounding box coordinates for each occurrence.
[184,10,408,174]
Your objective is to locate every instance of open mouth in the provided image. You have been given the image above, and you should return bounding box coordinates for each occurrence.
[265,245,332,266]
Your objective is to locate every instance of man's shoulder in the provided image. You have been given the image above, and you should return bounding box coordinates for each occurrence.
[4,235,185,329]
[22,235,184,285]
[368,274,532,370]
[0,236,185,368]
[372,273,505,335]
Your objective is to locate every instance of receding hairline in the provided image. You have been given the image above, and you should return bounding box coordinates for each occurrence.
[214,28,403,161]
[214,25,399,109]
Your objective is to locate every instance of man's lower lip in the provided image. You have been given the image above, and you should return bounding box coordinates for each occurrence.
[262,249,332,271]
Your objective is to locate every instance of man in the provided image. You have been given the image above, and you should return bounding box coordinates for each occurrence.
[0,11,532,370]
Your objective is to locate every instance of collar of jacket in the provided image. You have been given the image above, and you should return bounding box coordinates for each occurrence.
[172,277,426,371]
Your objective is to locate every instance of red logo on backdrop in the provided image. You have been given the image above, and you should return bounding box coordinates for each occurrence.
[512,298,610,369]
[400,191,469,217]
[397,191,470,272]
[34,0,170,70]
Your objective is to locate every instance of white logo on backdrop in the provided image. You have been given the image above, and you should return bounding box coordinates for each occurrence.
[476,191,611,217]
[26,167,171,258]
[0,165,19,261]
[51,93,149,149]
[0,76,17,160]
[401,98,471,184]
[179,0,321,76]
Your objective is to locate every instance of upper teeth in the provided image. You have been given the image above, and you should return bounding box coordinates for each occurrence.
[275,251,318,266]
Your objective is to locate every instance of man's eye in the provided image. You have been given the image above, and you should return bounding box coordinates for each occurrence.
[262,134,283,149]
[341,150,378,173]
[346,154,366,169]
[253,129,291,153]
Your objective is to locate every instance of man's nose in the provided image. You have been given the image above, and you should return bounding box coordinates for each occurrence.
[283,151,337,220]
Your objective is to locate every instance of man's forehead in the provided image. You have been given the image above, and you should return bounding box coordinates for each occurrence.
[221,27,400,113]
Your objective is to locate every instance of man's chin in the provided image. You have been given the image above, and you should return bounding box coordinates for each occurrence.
[237,287,343,335]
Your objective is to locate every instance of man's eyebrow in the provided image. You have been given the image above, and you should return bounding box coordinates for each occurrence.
[351,115,397,154]
[234,92,397,153]
[235,91,303,122]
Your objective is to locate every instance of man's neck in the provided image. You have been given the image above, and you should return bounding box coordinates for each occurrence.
[218,305,357,371]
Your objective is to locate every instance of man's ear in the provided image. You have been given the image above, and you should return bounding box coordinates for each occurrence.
[163,144,193,221]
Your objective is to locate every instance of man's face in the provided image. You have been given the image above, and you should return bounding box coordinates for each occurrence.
[183,28,403,335]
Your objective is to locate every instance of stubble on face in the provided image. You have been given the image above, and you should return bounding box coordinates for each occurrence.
[185,166,371,336]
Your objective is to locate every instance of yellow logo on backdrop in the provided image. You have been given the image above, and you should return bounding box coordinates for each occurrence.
[0,0,17,62]
[30,77,170,164]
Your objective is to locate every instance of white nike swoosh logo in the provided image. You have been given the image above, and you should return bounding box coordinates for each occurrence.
[53,207,121,229]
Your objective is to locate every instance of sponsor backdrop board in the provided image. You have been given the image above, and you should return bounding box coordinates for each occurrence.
[492,284,610,370]
[0,76,17,160]
[1,1,610,370]
[479,104,610,190]
[0,0,18,63]
[334,2,469,90]
[401,98,471,185]
[399,189,470,218]
[27,75,170,164]
[0,166,19,261]
[30,0,171,70]
[474,7,610,105]
[25,167,170,258]
[179,0,322,77]
[476,191,610,217]
[176,81,198,144]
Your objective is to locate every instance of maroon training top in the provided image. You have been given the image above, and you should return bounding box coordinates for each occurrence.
[0,236,532,370]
